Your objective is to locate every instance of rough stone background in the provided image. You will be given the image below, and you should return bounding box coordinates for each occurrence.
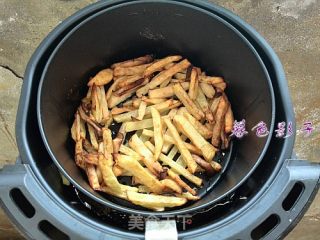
[0,0,319,239]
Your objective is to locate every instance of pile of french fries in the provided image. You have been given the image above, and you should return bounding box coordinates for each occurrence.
[71,55,234,211]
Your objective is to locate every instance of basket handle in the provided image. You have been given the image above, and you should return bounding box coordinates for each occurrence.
[0,161,126,240]
[1,159,319,240]
[184,159,320,240]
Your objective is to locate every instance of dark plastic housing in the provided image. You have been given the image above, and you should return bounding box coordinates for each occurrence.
[1,1,316,239]
[37,1,275,216]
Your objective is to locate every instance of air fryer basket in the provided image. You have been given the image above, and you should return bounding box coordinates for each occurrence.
[0,1,318,240]
[37,0,275,216]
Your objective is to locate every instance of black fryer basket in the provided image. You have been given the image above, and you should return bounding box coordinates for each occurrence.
[36,0,275,216]
[0,1,319,239]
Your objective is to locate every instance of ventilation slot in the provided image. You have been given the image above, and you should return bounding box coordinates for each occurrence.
[10,188,35,218]
[282,182,304,211]
[251,214,280,240]
[39,220,70,240]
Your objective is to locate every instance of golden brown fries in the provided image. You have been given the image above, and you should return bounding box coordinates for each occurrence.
[161,179,182,194]
[119,144,140,157]
[175,192,200,201]
[144,55,182,77]
[98,143,122,194]
[225,104,234,134]
[220,128,229,150]
[117,75,144,89]
[200,82,215,99]
[111,55,153,69]
[160,77,172,88]
[83,152,99,165]
[136,100,147,120]
[78,107,102,133]
[111,106,135,115]
[196,87,214,123]
[210,95,222,116]
[71,112,80,141]
[133,97,167,108]
[117,154,164,193]
[112,165,124,177]
[91,85,102,123]
[150,107,164,161]
[173,83,204,120]
[175,156,186,168]
[124,118,154,132]
[98,154,122,194]
[147,59,191,89]
[87,68,113,86]
[178,107,213,139]
[106,77,124,101]
[114,63,151,77]
[173,115,217,161]
[99,185,129,200]
[83,139,95,154]
[141,129,202,155]
[191,154,219,176]
[100,184,138,199]
[148,82,190,99]
[138,185,151,193]
[85,164,100,190]
[174,72,186,80]
[215,82,227,92]
[200,76,224,85]
[112,125,125,154]
[211,161,223,172]
[167,170,197,195]
[76,146,85,170]
[136,84,150,97]
[142,97,168,105]
[98,86,110,122]
[108,89,136,108]
[161,131,174,154]
[71,54,234,211]
[126,191,187,209]
[164,118,198,173]
[108,77,149,107]
[164,62,175,70]
[188,68,199,100]
[113,99,180,122]
[145,141,202,187]
[211,96,228,147]
[114,78,148,96]
[87,124,99,150]
[167,108,178,120]
[102,128,113,154]
[96,167,103,184]
[129,134,163,176]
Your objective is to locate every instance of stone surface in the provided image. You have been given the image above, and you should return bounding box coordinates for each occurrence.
[286,217,320,240]
[214,0,320,164]
[0,0,96,77]
[0,67,21,168]
[0,0,319,239]
[0,209,22,240]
